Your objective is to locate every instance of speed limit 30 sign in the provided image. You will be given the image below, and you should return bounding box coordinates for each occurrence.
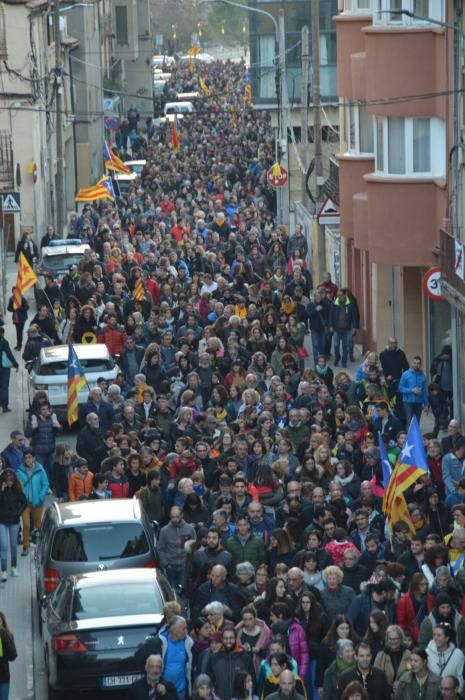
[422,267,444,301]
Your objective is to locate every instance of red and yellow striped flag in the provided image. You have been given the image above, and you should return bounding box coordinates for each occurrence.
[134,278,145,301]
[13,252,37,309]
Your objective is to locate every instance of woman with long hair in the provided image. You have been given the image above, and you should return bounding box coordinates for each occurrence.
[269,602,309,679]
[393,647,440,700]
[231,670,258,700]
[396,572,435,644]
[51,443,74,501]
[0,470,27,581]
[0,610,17,698]
[362,610,389,658]
[267,528,297,574]
[254,577,292,625]
[317,615,359,692]
[235,604,272,674]
[296,591,329,698]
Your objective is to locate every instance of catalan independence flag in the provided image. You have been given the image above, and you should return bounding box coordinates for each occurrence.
[75,177,115,202]
[13,252,37,310]
[103,141,131,175]
[384,416,429,533]
[67,344,87,427]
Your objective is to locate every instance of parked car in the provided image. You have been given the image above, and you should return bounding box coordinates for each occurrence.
[27,344,119,421]
[125,159,147,175]
[42,568,174,697]
[35,499,160,600]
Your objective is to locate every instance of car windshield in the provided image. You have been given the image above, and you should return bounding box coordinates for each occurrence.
[71,582,164,620]
[41,253,85,271]
[37,358,114,376]
[51,524,149,562]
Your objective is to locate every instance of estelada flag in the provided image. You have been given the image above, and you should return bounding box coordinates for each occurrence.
[103,141,131,174]
[67,344,87,427]
[13,252,37,310]
[384,415,429,530]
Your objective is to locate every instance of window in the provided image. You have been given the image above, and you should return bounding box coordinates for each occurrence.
[347,104,374,155]
[374,0,444,25]
[115,5,128,46]
[343,0,373,12]
[71,582,164,620]
[51,524,149,562]
[374,116,445,177]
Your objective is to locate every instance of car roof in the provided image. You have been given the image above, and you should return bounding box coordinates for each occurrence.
[71,568,161,587]
[114,171,138,182]
[54,498,142,525]
[38,343,111,364]
[41,244,90,256]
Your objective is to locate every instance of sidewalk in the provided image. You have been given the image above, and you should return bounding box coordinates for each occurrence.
[1,551,35,699]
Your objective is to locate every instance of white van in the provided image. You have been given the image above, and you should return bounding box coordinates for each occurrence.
[176,92,200,102]
[113,170,138,194]
[163,101,194,122]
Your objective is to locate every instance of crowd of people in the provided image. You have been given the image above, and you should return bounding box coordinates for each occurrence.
[0,57,461,700]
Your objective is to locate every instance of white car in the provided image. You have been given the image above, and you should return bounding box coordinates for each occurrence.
[27,344,119,422]
[125,160,147,175]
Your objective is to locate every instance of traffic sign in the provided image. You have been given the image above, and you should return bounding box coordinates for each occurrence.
[422,267,444,301]
[318,197,340,225]
[2,192,21,213]
[267,164,288,188]
[104,116,119,131]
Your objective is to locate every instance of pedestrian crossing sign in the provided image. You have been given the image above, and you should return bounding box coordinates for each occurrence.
[2,192,21,213]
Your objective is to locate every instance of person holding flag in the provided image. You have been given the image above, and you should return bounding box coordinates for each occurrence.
[7,287,28,350]
[66,344,87,428]
[383,416,430,535]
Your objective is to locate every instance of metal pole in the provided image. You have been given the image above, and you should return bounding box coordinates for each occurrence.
[301,25,310,209]
[311,0,326,278]
[54,0,65,234]
[277,10,289,226]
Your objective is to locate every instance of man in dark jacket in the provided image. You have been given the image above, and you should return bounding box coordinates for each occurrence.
[337,642,390,700]
[371,402,403,442]
[341,550,369,594]
[329,288,356,368]
[127,654,177,700]
[206,627,255,700]
[78,387,114,430]
[191,564,247,621]
[379,337,409,386]
[1,431,27,472]
[76,413,103,472]
[191,529,234,588]
[347,579,397,637]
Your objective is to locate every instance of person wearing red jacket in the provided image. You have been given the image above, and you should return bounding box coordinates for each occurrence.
[98,313,127,357]
[396,572,434,643]
[105,457,129,499]
[168,451,197,486]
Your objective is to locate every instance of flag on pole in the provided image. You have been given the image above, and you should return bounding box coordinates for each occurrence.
[75,176,115,202]
[171,119,181,154]
[103,141,131,174]
[384,416,429,531]
[378,432,393,492]
[67,344,87,427]
[199,77,211,97]
[244,71,252,105]
[13,252,37,310]
[134,278,145,301]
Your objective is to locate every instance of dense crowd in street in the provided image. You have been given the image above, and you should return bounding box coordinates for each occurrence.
[0,57,461,700]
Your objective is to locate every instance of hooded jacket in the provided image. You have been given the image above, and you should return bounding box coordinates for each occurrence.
[17,462,49,507]
[270,618,309,678]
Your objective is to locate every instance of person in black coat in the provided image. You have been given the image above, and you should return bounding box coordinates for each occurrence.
[0,328,19,413]
[7,289,28,350]
[371,403,403,442]
[191,564,248,621]
[206,628,255,700]
[127,654,178,700]
[76,414,104,472]
[0,612,17,688]
[341,551,370,594]
[337,642,390,700]
[15,231,38,266]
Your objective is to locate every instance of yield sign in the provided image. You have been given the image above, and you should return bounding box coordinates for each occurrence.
[318,197,339,225]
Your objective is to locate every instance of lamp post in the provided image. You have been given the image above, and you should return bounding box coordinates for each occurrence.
[197,0,288,225]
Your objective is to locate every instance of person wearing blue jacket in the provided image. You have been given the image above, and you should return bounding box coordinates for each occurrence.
[16,449,49,556]
[329,289,357,368]
[398,356,429,425]
[442,438,465,499]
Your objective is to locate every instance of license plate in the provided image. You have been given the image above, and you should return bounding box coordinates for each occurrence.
[101,674,143,688]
